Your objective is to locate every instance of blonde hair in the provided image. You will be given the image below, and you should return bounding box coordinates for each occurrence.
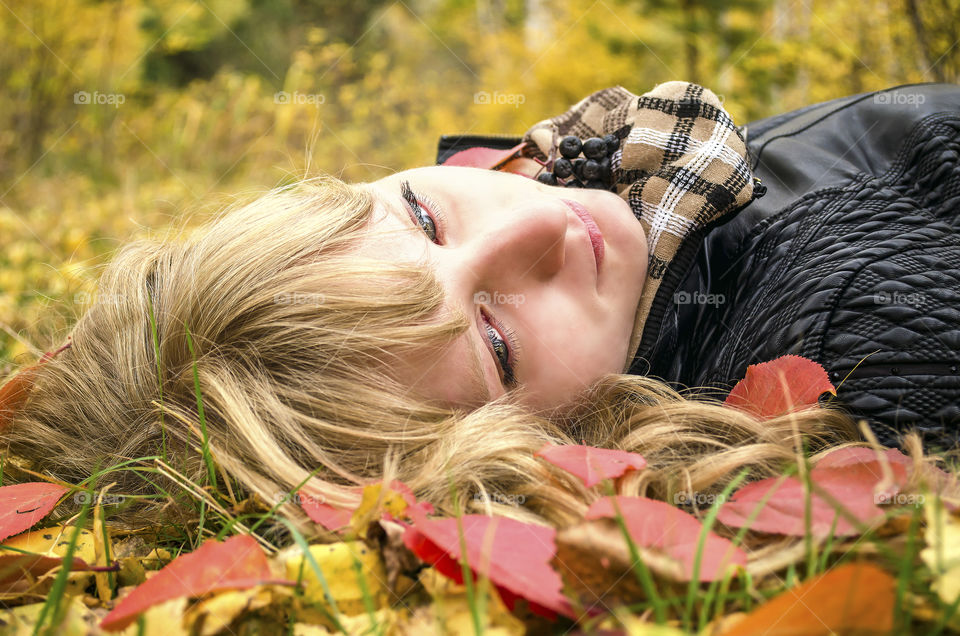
[0,174,910,535]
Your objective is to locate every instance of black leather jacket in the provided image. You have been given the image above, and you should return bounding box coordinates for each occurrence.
[435,83,960,451]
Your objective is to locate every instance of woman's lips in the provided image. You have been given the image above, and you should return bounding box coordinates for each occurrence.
[560,198,604,273]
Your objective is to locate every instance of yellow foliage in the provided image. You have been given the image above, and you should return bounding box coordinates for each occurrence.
[283,541,389,622]
[921,495,960,606]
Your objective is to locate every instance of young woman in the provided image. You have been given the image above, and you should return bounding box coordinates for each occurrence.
[1,80,954,531]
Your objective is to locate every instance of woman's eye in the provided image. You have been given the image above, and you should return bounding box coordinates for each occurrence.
[401,180,438,243]
[482,312,517,387]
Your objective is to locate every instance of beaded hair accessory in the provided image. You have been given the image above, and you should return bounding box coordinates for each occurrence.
[0,338,72,431]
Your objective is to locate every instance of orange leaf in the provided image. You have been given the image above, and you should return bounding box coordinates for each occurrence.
[0,341,71,432]
[717,562,895,635]
[0,483,69,542]
[535,444,647,488]
[724,355,835,419]
[100,535,293,631]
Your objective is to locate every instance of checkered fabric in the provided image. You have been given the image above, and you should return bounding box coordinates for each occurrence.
[520,81,761,372]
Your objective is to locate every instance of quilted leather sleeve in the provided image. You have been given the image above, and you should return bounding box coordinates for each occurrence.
[636,84,960,450]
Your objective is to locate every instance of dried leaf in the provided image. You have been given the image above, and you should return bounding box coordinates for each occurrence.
[724,355,835,419]
[920,495,960,606]
[716,461,900,537]
[403,508,574,620]
[0,483,69,542]
[586,496,747,582]
[535,444,647,488]
[100,534,291,631]
[716,562,894,635]
[282,540,389,620]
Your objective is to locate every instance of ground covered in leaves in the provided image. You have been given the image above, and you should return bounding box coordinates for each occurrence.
[3,357,960,635]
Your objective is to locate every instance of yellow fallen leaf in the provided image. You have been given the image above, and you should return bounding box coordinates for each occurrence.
[350,483,409,538]
[284,541,389,621]
[921,495,960,605]
[410,568,525,636]
[2,525,96,563]
[182,585,287,636]
[0,525,97,602]
[0,595,92,635]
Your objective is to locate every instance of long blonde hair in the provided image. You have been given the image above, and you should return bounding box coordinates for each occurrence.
[1,174,900,535]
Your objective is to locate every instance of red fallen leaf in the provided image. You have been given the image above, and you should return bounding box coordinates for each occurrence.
[585,496,747,582]
[716,460,905,537]
[816,446,914,471]
[402,507,575,619]
[100,535,293,631]
[299,480,434,531]
[535,444,647,488]
[724,354,835,419]
[0,553,92,591]
[0,341,71,432]
[300,498,353,532]
[717,562,894,635]
[0,483,69,543]
[441,142,527,170]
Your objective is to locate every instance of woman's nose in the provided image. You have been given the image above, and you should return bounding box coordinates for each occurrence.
[469,201,568,283]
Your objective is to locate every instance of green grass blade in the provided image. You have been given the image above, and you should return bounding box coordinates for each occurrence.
[31,500,92,635]
[280,517,346,633]
[183,323,218,494]
[682,467,749,631]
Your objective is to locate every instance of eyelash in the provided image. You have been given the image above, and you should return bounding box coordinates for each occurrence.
[401,180,446,243]
[400,179,520,389]
[482,309,520,388]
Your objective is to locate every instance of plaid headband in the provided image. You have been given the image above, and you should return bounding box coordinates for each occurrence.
[520,81,763,373]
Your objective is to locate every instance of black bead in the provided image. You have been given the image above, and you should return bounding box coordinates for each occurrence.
[582,137,607,160]
[559,136,582,159]
[537,171,557,185]
[572,158,586,180]
[599,157,612,182]
[553,157,573,179]
[581,159,601,180]
[602,134,620,154]
[565,178,583,188]
[584,179,606,189]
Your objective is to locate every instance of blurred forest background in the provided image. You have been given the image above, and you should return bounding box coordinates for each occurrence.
[0,0,958,366]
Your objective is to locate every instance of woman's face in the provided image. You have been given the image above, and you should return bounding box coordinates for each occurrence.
[362,165,648,414]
